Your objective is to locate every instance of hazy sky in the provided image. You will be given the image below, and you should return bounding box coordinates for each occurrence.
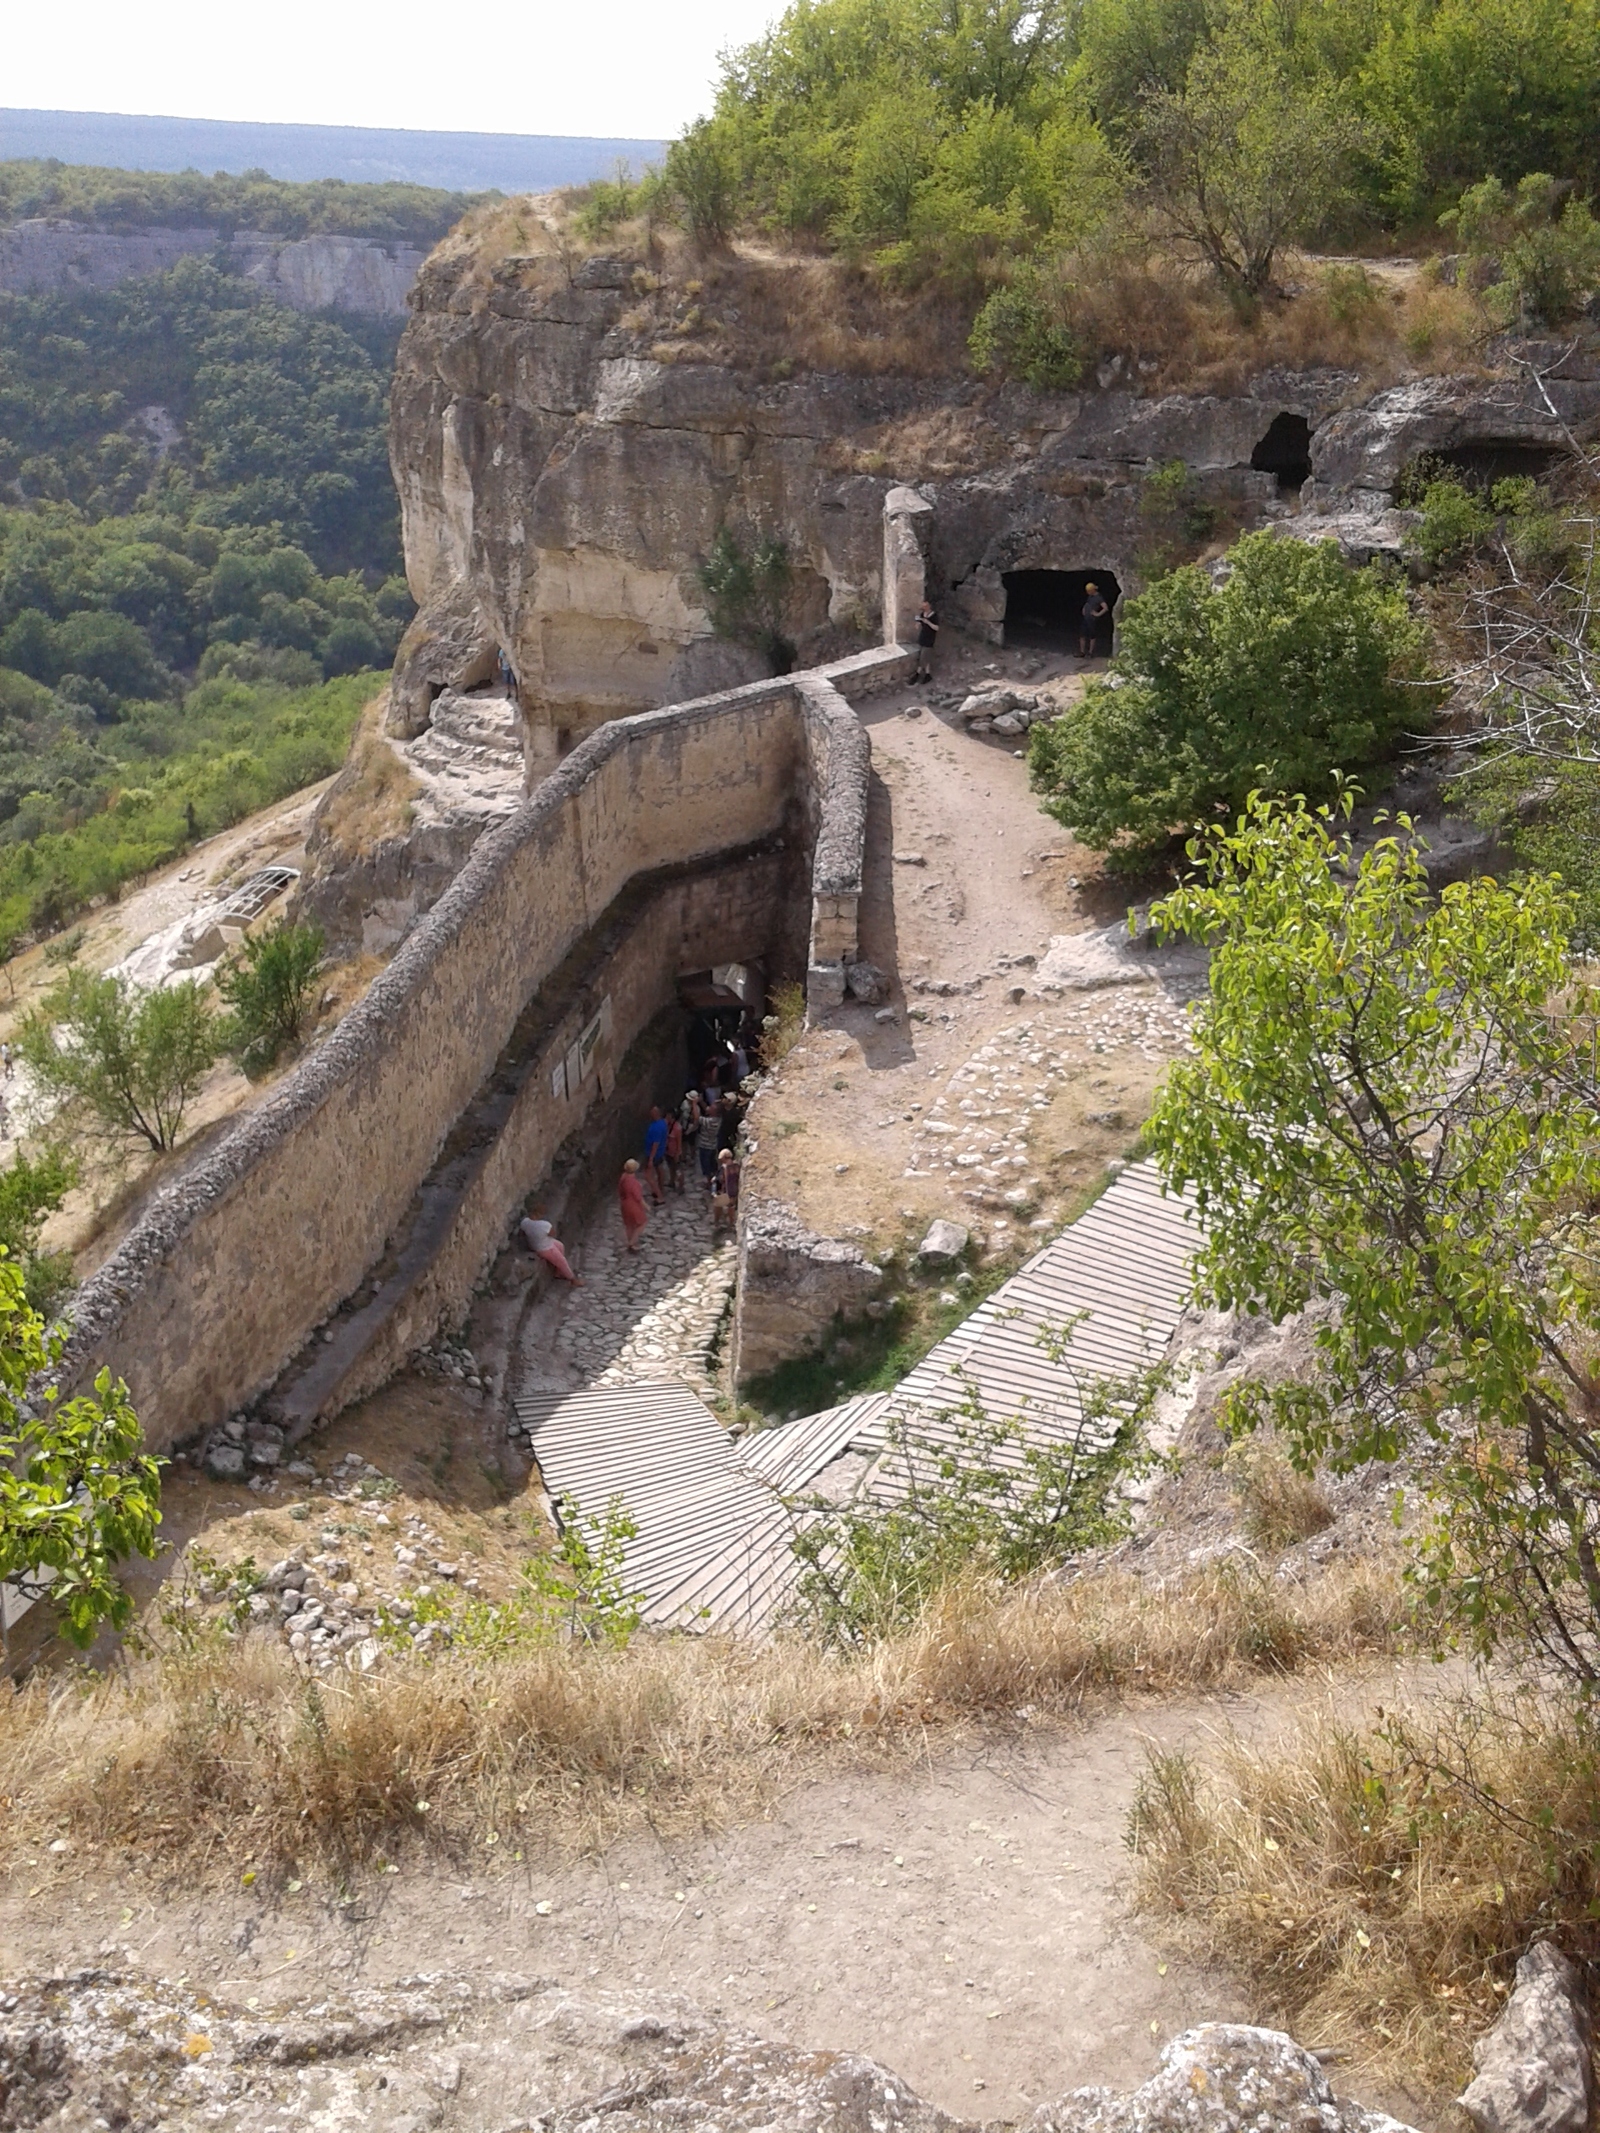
[8,0,784,141]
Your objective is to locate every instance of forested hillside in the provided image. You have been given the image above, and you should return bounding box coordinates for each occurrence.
[0,167,442,948]
[0,160,485,243]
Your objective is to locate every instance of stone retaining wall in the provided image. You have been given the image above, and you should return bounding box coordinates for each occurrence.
[58,646,908,1452]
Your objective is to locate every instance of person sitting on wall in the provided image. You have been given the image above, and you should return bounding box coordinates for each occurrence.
[520,1209,582,1284]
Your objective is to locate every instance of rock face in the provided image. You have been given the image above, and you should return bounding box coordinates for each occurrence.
[0,1976,1421,2133]
[387,234,1600,766]
[0,217,425,313]
[1460,1942,1593,2133]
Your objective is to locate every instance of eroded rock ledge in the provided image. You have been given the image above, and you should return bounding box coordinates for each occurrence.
[0,1969,1419,2133]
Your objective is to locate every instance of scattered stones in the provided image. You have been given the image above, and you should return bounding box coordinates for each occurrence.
[203,1439,247,1483]
[1461,1942,1593,2133]
[844,959,889,1004]
[918,1219,969,1263]
[892,850,927,866]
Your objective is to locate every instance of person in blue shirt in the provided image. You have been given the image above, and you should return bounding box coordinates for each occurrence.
[643,1106,670,1203]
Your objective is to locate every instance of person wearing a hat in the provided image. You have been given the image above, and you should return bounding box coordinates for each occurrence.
[1080,583,1111,658]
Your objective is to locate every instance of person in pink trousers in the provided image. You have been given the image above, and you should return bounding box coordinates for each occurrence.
[520,1212,581,1284]
[618,1159,649,1252]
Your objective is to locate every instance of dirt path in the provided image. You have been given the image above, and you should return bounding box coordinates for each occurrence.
[745,643,1197,1251]
[0,1659,1439,2129]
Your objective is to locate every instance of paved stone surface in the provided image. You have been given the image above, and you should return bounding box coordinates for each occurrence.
[898,998,1198,1211]
[518,1188,737,1405]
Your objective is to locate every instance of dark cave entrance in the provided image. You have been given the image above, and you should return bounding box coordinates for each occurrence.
[1003,568,1122,653]
[1436,441,1564,488]
[1251,412,1313,495]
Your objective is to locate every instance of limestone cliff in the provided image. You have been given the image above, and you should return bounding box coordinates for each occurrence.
[386,234,1600,760]
[0,217,425,314]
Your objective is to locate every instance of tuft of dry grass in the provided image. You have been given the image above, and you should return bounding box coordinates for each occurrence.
[1228,1436,1335,1554]
[0,1558,1401,1883]
[1129,1689,1600,2098]
[309,695,419,859]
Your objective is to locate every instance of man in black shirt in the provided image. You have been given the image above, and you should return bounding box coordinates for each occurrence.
[1079,584,1111,658]
[914,599,939,682]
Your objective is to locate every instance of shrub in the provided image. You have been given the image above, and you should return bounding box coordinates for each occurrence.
[696,527,797,671]
[19,967,219,1154]
[216,919,325,1075]
[968,265,1084,388]
[790,1358,1165,1644]
[1028,531,1433,870]
[1443,172,1600,327]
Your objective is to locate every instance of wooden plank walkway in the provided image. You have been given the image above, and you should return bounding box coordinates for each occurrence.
[514,1163,1197,1635]
[513,1381,805,1634]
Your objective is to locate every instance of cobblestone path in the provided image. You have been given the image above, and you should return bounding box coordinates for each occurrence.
[516,1183,737,1405]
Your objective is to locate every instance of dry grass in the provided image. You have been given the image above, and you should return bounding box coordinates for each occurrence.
[1227,1437,1335,1554]
[0,1557,1401,1884]
[1129,1689,1600,2097]
[309,696,418,859]
[1059,254,1483,395]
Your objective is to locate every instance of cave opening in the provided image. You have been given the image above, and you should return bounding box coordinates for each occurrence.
[1002,568,1122,653]
[1434,441,1564,488]
[1251,412,1313,495]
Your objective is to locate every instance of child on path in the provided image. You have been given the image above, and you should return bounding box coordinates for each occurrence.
[618,1160,649,1252]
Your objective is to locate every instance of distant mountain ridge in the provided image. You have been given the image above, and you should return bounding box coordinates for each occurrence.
[0,111,662,194]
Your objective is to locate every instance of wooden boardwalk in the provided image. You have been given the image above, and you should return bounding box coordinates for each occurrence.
[515,1163,1197,1635]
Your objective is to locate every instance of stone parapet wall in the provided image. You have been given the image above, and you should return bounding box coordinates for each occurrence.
[59,646,901,1452]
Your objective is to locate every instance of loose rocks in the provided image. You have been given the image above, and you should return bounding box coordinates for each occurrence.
[845,959,889,1004]
[918,1219,970,1263]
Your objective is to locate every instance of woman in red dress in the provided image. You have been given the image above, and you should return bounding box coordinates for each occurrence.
[618,1159,649,1252]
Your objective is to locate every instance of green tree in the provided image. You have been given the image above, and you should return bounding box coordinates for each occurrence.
[19,968,219,1154]
[1028,531,1432,870]
[1136,28,1361,299]
[696,527,798,671]
[216,919,325,1075]
[0,1145,77,1315]
[0,1252,160,1651]
[1149,791,1600,1685]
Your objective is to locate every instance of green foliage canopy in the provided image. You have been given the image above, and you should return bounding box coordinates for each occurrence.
[0,1253,159,1650]
[1028,531,1432,869]
[1150,793,1600,1685]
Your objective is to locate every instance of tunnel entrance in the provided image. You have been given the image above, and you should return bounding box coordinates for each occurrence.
[1251,412,1313,495]
[1003,568,1122,654]
[1437,441,1564,488]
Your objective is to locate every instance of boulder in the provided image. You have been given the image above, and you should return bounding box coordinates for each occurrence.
[992,713,1026,737]
[960,688,1017,721]
[918,1219,970,1263]
[845,959,889,1004]
[1032,2022,1422,2133]
[203,1438,247,1483]
[1461,1942,1592,2133]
